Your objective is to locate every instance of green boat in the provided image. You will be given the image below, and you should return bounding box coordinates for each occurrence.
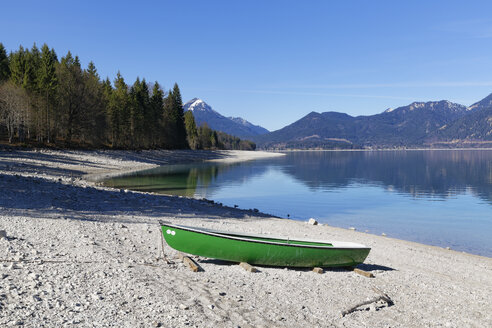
[160,222,370,268]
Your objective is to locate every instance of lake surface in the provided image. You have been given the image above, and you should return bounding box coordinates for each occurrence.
[104,150,492,257]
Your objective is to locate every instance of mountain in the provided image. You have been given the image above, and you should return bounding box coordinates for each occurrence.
[427,93,492,144]
[358,100,468,146]
[254,100,469,149]
[227,116,269,135]
[183,98,269,139]
[253,111,357,149]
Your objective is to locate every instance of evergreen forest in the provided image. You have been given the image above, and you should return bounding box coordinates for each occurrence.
[0,43,255,151]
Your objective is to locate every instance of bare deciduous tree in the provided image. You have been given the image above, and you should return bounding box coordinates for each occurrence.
[0,82,29,143]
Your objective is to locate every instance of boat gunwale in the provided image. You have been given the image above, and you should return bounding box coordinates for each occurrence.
[160,222,371,250]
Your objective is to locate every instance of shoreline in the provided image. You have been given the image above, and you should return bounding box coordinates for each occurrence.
[264,147,492,152]
[0,149,490,327]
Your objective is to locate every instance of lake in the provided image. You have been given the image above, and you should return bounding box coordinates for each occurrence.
[104,150,492,257]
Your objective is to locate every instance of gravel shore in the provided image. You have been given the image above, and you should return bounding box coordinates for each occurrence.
[0,149,490,327]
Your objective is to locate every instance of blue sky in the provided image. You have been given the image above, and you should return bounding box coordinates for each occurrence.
[2,0,492,130]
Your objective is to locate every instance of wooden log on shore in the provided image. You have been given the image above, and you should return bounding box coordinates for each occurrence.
[239,262,258,272]
[312,267,324,274]
[341,287,393,317]
[178,253,201,272]
[354,268,375,278]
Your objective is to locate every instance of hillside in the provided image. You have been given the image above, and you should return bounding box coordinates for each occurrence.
[427,94,492,144]
[254,100,469,149]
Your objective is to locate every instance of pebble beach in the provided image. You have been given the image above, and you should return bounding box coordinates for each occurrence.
[0,149,491,327]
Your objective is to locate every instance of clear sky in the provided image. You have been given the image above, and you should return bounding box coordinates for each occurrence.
[2,0,492,131]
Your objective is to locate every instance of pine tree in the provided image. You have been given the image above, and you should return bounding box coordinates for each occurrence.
[149,82,164,147]
[9,46,27,86]
[23,44,41,93]
[37,44,58,143]
[174,84,188,148]
[197,123,213,149]
[163,83,187,148]
[56,51,85,143]
[82,61,106,145]
[184,111,199,149]
[0,43,9,82]
[101,77,113,144]
[87,61,98,77]
[129,77,150,147]
[109,72,130,147]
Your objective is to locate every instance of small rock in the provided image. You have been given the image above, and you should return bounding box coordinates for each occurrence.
[28,273,39,281]
[179,304,189,310]
[0,230,7,239]
[349,227,356,231]
[308,218,318,225]
[152,322,162,327]
[381,233,387,236]
[208,304,215,310]
[218,292,226,296]
[92,293,103,301]
[446,247,451,250]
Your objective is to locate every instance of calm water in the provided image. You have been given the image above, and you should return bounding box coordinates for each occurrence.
[104,150,492,257]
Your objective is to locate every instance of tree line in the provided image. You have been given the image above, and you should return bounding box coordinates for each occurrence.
[0,42,255,150]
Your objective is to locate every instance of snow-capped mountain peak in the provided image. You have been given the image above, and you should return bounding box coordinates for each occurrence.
[183,98,217,114]
[183,98,269,138]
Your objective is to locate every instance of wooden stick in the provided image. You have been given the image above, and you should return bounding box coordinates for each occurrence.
[354,268,375,278]
[341,287,393,317]
[341,296,385,317]
[312,267,324,274]
[239,262,258,272]
[178,253,202,272]
[371,287,393,305]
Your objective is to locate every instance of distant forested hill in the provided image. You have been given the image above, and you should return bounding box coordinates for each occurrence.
[254,96,492,149]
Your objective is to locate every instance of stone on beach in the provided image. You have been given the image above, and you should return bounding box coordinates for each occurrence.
[307,218,318,225]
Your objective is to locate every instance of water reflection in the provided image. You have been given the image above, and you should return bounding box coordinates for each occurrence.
[104,162,271,197]
[279,150,492,203]
[105,150,492,203]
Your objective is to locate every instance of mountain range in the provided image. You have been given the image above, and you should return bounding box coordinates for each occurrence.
[183,98,269,139]
[252,93,492,149]
[184,93,492,149]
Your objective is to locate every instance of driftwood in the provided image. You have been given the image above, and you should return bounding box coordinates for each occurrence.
[353,268,375,278]
[177,253,202,272]
[312,267,324,274]
[341,287,393,317]
[239,262,258,272]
